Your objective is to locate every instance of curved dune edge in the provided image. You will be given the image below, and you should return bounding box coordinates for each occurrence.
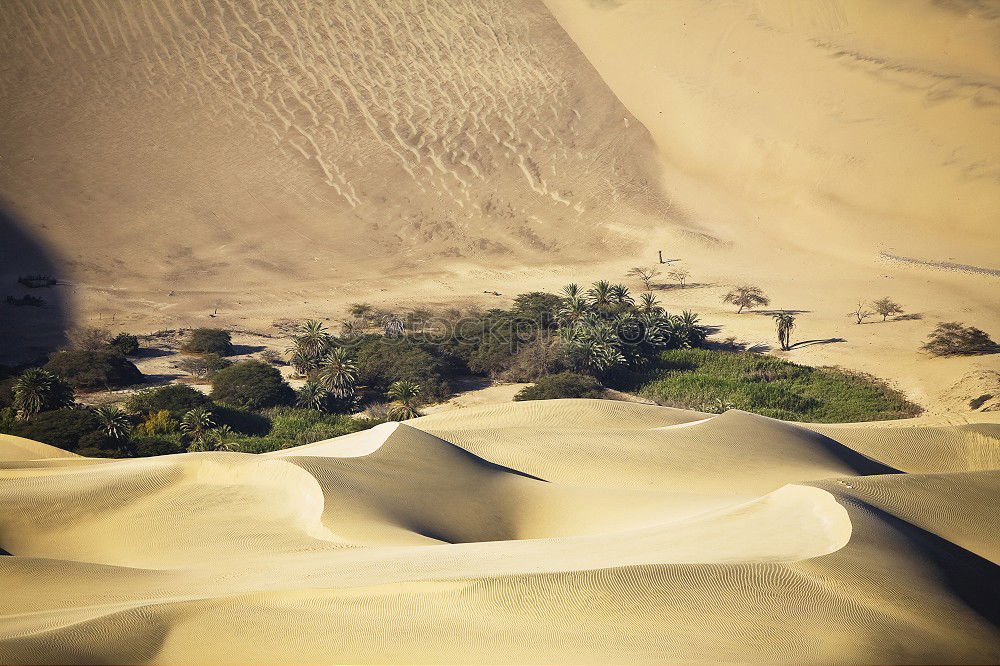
[1,400,999,664]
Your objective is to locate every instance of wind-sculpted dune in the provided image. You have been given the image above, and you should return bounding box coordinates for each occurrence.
[2,400,998,664]
[0,0,668,287]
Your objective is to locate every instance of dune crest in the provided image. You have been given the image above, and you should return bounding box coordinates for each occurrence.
[2,400,998,664]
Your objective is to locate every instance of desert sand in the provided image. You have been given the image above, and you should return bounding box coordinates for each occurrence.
[1,399,999,664]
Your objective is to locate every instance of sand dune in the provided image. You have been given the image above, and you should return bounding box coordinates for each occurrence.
[2,400,998,664]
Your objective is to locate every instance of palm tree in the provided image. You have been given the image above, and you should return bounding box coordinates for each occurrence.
[288,349,320,377]
[12,369,72,420]
[295,320,332,357]
[180,407,215,443]
[94,406,131,441]
[773,312,796,351]
[676,310,707,346]
[557,296,588,326]
[560,283,580,300]
[386,380,422,420]
[296,382,330,411]
[637,292,662,314]
[586,280,613,312]
[205,424,237,452]
[317,347,357,397]
[608,283,634,309]
[382,313,405,336]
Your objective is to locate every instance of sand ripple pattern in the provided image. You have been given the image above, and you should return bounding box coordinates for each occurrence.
[1,400,998,664]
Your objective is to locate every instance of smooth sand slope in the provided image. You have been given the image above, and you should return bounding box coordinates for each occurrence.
[2,400,998,664]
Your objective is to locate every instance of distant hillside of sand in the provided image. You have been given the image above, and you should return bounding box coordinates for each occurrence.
[2,399,998,664]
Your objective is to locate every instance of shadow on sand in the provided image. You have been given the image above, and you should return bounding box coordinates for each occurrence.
[0,207,69,366]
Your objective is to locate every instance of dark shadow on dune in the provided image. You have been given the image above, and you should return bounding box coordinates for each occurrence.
[893,313,924,321]
[846,497,1000,629]
[0,208,69,365]
[789,338,847,349]
[653,282,716,291]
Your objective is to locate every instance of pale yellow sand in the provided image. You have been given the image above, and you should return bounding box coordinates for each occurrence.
[2,400,998,664]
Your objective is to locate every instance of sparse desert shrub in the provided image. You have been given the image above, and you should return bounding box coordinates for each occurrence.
[182,328,234,356]
[668,268,690,287]
[210,360,294,409]
[259,349,283,365]
[514,372,605,401]
[126,384,211,419]
[848,302,874,325]
[922,322,996,357]
[67,327,112,351]
[871,298,903,322]
[44,350,143,390]
[722,285,769,314]
[108,333,140,356]
[179,353,233,379]
[773,312,795,351]
[627,266,660,291]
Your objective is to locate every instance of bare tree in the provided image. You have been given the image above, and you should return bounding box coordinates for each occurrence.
[849,302,874,324]
[722,285,770,314]
[627,266,660,291]
[669,268,690,288]
[871,297,903,322]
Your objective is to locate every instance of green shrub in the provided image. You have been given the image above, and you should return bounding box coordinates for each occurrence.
[10,408,105,451]
[0,375,15,408]
[229,408,384,452]
[108,333,140,356]
[514,372,605,401]
[213,404,272,435]
[182,328,234,356]
[126,384,211,419]
[350,336,453,401]
[44,350,143,390]
[135,410,179,436]
[210,360,293,409]
[511,291,562,329]
[611,349,921,423]
[205,353,233,378]
[129,434,186,457]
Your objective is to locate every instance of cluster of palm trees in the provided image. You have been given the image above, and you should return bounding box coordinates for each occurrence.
[285,320,423,419]
[10,368,73,420]
[555,281,708,372]
[286,320,359,410]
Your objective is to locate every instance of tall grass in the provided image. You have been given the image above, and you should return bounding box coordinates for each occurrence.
[229,407,384,453]
[612,349,921,423]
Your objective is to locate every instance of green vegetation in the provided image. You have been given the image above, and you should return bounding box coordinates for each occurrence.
[609,349,921,422]
[126,384,211,419]
[386,380,422,420]
[210,360,294,409]
[228,408,384,453]
[9,408,110,451]
[921,322,996,357]
[11,369,74,419]
[514,372,604,401]
[44,350,143,390]
[182,328,235,356]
